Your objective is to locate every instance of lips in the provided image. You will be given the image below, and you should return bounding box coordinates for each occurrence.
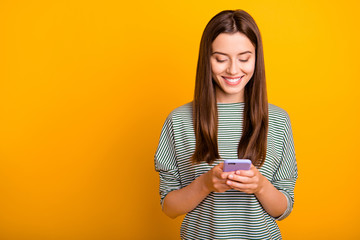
[222,76,244,86]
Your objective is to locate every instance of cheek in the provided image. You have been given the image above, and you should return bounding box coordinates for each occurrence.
[242,60,256,74]
[211,62,226,75]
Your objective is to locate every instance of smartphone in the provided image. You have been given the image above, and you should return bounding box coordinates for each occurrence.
[223,159,251,172]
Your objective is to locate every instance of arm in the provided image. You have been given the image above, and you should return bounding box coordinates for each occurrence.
[254,174,288,218]
[163,163,232,219]
[162,173,209,219]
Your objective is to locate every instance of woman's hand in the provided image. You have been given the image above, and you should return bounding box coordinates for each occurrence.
[203,163,232,193]
[225,164,266,194]
[162,163,232,219]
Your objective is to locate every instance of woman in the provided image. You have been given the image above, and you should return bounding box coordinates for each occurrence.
[155,9,297,239]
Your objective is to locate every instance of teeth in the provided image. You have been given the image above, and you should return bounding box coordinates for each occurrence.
[224,77,242,82]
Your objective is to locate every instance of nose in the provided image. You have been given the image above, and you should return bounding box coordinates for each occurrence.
[227,59,240,75]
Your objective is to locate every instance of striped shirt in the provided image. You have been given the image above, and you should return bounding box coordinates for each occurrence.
[154,102,298,239]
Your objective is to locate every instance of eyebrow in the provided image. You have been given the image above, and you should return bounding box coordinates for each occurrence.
[212,51,252,56]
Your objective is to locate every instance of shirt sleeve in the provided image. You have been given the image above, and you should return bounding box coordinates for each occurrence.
[154,115,182,207]
[271,113,298,221]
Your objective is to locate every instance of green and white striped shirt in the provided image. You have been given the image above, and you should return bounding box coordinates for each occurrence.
[155,102,298,239]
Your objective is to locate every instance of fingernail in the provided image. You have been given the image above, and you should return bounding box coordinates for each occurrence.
[229,174,233,179]
[227,180,232,185]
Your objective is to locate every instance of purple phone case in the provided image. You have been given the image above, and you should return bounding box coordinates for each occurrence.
[223,159,251,172]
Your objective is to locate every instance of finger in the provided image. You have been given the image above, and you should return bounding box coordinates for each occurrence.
[214,162,224,173]
[235,169,255,177]
[227,180,257,192]
[213,164,223,178]
[220,182,232,191]
[215,163,233,180]
[236,164,257,176]
[221,171,233,179]
[226,180,245,189]
[228,174,252,184]
[214,182,232,192]
[218,162,224,169]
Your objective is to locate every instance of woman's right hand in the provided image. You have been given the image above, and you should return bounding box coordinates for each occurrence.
[203,162,232,193]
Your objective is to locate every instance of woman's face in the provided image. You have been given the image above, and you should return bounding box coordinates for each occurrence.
[210,32,256,103]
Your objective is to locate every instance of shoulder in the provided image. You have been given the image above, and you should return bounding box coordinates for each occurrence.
[167,102,193,121]
[268,103,291,127]
[160,102,194,137]
[268,103,290,119]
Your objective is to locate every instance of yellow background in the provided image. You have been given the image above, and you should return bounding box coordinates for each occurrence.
[1,0,359,239]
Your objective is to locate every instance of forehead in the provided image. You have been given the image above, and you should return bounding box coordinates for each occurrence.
[212,32,255,54]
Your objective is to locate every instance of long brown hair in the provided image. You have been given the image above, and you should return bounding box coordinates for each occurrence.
[191,10,268,167]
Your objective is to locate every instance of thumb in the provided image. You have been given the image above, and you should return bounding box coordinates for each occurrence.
[214,162,225,178]
[217,162,224,170]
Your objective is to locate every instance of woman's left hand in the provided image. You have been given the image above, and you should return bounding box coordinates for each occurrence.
[226,164,266,194]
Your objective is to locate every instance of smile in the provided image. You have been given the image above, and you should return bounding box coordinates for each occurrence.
[222,76,244,85]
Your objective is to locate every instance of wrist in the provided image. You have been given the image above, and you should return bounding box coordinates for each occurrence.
[255,174,267,196]
[199,172,212,195]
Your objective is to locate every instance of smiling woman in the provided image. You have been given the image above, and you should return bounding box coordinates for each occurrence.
[154,9,297,239]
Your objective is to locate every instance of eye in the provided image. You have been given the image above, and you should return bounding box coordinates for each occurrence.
[216,58,227,63]
[239,59,249,63]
